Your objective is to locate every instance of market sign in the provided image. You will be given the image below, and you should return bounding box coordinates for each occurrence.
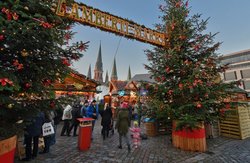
[118,90,125,96]
[55,0,165,47]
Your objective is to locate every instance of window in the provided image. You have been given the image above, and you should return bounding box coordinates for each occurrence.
[241,69,250,78]
[224,71,237,81]
[243,81,250,90]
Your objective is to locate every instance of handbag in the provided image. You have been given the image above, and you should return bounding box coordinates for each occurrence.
[42,122,55,136]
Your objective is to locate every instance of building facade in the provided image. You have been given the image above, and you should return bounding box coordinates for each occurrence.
[219,49,250,95]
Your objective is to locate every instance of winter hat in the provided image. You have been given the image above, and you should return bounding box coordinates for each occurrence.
[121,101,129,108]
[84,100,89,104]
[133,121,138,126]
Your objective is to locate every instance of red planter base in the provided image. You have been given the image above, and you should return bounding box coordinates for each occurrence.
[172,121,206,152]
[0,135,17,163]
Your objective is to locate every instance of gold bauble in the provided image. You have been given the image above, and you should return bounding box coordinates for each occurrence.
[8,104,14,109]
[24,6,29,10]
[21,49,29,57]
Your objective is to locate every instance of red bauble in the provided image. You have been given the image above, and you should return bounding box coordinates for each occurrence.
[25,83,31,88]
[179,35,186,40]
[196,103,202,108]
[43,79,51,86]
[168,89,173,95]
[175,1,181,8]
[171,23,176,30]
[41,22,53,28]
[165,67,170,73]
[161,76,166,81]
[194,44,201,51]
[1,8,7,13]
[65,26,71,30]
[178,83,183,90]
[7,13,12,21]
[0,78,7,86]
[62,58,71,66]
[155,77,161,82]
[0,34,4,41]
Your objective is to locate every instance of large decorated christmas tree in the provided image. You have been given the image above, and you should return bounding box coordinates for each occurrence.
[145,0,236,129]
[0,0,88,139]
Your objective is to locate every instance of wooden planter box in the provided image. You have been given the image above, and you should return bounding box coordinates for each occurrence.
[172,121,206,152]
[220,104,250,139]
[144,122,157,137]
[0,135,17,163]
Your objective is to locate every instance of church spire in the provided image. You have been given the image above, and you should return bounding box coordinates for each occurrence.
[127,65,131,81]
[94,42,103,83]
[87,64,92,79]
[105,70,109,84]
[111,57,118,81]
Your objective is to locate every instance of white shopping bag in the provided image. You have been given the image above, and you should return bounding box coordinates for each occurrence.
[42,122,55,136]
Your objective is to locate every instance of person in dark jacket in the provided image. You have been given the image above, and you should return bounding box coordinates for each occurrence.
[40,110,54,154]
[22,112,45,161]
[115,101,131,152]
[68,101,82,136]
[100,103,113,140]
[50,107,63,145]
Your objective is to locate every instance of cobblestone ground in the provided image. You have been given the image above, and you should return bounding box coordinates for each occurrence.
[16,119,250,163]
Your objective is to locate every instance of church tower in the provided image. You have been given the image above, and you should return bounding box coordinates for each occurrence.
[127,65,131,81]
[87,64,92,79]
[104,70,109,85]
[94,43,103,83]
[111,57,118,81]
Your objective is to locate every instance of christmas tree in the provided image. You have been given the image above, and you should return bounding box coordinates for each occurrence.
[0,0,88,139]
[145,0,236,129]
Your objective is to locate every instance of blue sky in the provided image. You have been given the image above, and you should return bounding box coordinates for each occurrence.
[72,0,250,81]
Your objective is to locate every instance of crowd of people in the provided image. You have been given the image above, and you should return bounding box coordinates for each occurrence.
[21,99,144,161]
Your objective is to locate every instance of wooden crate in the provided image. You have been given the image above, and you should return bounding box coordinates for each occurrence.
[220,104,250,139]
[144,122,157,137]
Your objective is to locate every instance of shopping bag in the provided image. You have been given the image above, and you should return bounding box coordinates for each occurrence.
[42,122,55,136]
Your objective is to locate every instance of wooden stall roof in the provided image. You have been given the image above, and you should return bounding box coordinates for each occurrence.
[53,70,100,93]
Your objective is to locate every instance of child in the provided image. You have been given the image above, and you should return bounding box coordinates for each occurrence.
[130,121,141,149]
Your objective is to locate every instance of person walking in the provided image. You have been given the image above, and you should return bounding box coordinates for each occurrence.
[130,121,141,149]
[68,101,82,136]
[100,103,113,140]
[21,112,45,161]
[60,104,72,136]
[115,101,131,152]
[86,100,99,134]
[40,110,54,154]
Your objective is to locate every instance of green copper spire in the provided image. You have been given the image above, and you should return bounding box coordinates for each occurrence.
[94,42,103,82]
[87,64,92,79]
[127,65,131,81]
[111,57,118,81]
